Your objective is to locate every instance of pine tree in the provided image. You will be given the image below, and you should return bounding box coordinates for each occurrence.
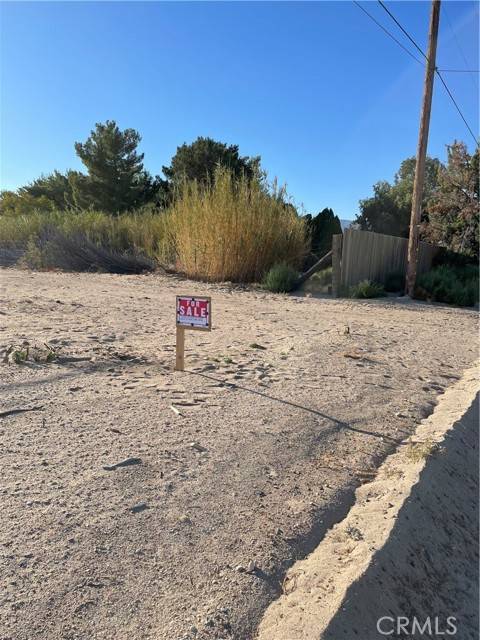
[74,120,152,213]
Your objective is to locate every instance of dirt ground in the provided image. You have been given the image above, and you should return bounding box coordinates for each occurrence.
[0,269,477,640]
[257,366,479,639]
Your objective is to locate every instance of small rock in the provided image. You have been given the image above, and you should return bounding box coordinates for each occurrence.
[103,457,143,471]
[235,564,245,573]
[246,560,256,573]
[346,525,364,541]
[189,442,207,453]
[178,514,191,524]
[130,502,149,514]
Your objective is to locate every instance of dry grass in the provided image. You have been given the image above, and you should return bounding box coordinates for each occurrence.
[0,170,309,281]
[406,437,440,463]
[0,209,169,258]
[164,169,309,282]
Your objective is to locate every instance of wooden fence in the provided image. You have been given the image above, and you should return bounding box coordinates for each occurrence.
[332,229,439,293]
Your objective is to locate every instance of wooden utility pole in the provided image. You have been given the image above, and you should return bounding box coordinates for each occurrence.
[405,0,441,297]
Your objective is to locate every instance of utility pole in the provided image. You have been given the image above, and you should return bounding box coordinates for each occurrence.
[405,0,441,297]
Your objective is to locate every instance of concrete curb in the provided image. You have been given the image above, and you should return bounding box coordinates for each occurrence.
[256,364,479,640]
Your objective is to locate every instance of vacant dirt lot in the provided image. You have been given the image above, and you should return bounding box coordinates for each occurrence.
[0,269,477,640]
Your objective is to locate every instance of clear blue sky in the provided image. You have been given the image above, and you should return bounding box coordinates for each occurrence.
[1,1,478,220]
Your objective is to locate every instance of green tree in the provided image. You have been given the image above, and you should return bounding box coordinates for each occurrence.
[423,142,479,258]
[304,207,342,257]
[19,170,73,210]
[356,156,441,237]
[162,136,261,188]
[0,190,55,216]
[74,120,158,213]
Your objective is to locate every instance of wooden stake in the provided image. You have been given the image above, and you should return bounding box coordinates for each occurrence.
[175,326,185,371]
[406,0,441,297]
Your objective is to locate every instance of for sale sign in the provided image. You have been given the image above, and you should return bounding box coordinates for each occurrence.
[176,296,211,331]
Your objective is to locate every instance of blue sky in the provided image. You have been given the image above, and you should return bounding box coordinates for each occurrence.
[1,1,478,220]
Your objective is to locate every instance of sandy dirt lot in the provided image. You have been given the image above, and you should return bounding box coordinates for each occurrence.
[257,366,479,639]
[0,269,477,640]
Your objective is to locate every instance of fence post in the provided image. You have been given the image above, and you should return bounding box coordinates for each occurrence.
[332,234,342,298]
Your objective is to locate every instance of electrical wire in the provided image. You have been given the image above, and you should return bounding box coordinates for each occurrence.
[353,1,424,65]
[376,0,478,145]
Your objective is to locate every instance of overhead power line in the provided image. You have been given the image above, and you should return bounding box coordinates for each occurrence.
[435,72,479,144]
[377,0,428,61]
[353,1,424,65]
[438,69,480,73]
[443,3,479,92]
[374,0,479,145]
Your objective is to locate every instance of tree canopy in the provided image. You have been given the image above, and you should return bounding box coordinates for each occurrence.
[1,126,477,264]
[355,156,441,237]
[73,120,162,213]
[19,170,73,211]
[0,122,167,215]
[423,142,479,258]
[162,137,261,188]
[304,207,342,258]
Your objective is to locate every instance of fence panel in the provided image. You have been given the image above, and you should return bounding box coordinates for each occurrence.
[340,229,439,289]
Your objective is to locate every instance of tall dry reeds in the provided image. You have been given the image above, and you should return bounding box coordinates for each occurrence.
[164,169,309,281]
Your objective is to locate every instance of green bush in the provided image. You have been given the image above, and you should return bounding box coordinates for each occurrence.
[350,280,385,299]
[263,263,299,293]
[311,266,332,287]
[415,264,479,307]
[385,271,405,292]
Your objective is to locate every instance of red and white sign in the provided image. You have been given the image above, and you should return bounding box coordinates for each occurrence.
[176,296,211,331]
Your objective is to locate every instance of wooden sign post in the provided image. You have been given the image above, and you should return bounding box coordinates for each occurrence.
[175,296,212,371]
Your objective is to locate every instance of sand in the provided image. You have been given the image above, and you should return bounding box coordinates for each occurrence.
[257,365,479,639]
[0,269,477,640]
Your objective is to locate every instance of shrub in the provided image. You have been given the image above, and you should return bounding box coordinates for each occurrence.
[263,263,299,293]
[0,209,169,268]
[415,264,479,307]
[0,246,24,267]
[350,280,385,299]
[385,271,405,292]
[311,266,332,287]
[20,227,155,274]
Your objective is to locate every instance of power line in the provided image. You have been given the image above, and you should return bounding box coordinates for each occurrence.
[377,0,428,61]
[443,3,479,91]
[438,69,480,73]
[435,71,479,145]
[353,1,424,65]
[355,3,479,73]
[377,0,478,146]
